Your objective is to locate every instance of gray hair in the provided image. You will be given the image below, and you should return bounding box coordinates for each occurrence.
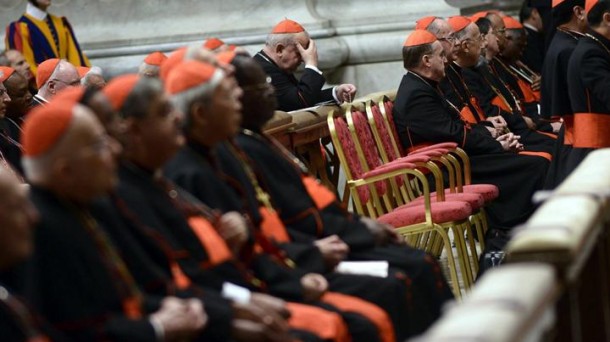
[171,68,225,131]
[80,66,103,86]
[265,32,303,48]
[120,77,164,119]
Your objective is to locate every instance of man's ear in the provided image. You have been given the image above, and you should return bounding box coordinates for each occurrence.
[190,101,208,128]
[422,54,431,68]
[275,43,286,55]
[604,12,610,25]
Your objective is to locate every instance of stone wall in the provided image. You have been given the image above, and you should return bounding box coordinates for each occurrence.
[0,0,520,95]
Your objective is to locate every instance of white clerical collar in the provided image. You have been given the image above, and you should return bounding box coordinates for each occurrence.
[26,3,48,21]
[523,23,538,33]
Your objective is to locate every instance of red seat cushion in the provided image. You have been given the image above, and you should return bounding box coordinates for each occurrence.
[404,192,484,211]
[377,201,472,227]
[461,184,499,203]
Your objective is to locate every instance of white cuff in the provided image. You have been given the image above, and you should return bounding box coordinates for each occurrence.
[332,86,340,103]
[221,282,252,304]
[305,65,323,75]
[149,316,165,342]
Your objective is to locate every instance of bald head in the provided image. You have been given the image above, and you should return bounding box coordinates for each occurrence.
[0,166,38,269]
[486,13,507,51]
[23,104,119,203]
[455,23,484,67]
[426,18,457,63]
[38,60,80,100]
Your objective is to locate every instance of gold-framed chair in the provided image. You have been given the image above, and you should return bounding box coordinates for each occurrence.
[328,108,475,296]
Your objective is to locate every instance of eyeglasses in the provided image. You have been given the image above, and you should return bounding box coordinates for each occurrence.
[494,28,506,36]
[459,33,485,45]
[438,36,457,44]
[51,78,81,87]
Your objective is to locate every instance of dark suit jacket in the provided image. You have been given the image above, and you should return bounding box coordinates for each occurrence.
[254,50,334,111]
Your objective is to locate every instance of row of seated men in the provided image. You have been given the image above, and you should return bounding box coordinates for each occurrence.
[390,0,610,255]
[0,20,457,342]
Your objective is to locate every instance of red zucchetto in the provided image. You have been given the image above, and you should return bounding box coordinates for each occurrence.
[271,19,305,34]
[403,30,438,47]
[102,74,140,111]
[415,16,438,30]
[22,100,75,157]
[144,51,168,66]
[0,67,15,83]
[36,58,61,89]
[159,47,187,82]
[165,61,223,95]
[447,16,472,34]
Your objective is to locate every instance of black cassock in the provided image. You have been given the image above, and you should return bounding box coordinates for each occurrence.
[441,61,554,155]
[116,162,382,342]
[25,186,163,342]
[91,197,234,342]
[566,30,610,173]
[393,71,548,232]
[540,29,583,188]
[254,50,334,112]
[0,117,23,175]
[164,140,427,340]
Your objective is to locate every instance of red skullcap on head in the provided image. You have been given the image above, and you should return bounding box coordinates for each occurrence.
[403,30,438,47]
[552,0,566,7]
[216,51,237,65]
[165,61,224,95]
[586,0,601,14]
[204,38,225,50]
[0,67,15,83]
[53,86,86,105]
[144,51,168,66]
[77,66,90,78]
[159,47,187,82]
[271,19,305,34]
[415,16,438,30]
[36,58,61,89]
[21,100,75,157]
[447,16,472,33]
[503,16,524,29]
[470,11,489,22]
[102,74,140,111]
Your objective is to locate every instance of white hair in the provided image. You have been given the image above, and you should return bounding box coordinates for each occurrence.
[171,68,225,129]
[81,66,104,86]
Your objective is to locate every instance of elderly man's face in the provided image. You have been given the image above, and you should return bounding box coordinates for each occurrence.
[433,19,458,64]
[277,32,308,73]
[457,24,484,66]
[5,50,32,81]
[200,76,243,143]
[0,173,38,269]
[48,62,80,95]
[503,29,527,61]
[133,90,184,168]
[65,106,121,199]
[488,14,507,52]
[428,41,448,82]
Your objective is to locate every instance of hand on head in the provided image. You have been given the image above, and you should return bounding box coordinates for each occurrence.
[296,39,318,67]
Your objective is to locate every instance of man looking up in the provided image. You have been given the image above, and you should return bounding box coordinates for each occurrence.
[254,19,357,111]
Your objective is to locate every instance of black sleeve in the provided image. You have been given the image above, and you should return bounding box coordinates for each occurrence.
[258,56,334,111]
[279,242,328,274]
[250,254,307,302]
[581,49,610,109]
[405,89,504,155]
